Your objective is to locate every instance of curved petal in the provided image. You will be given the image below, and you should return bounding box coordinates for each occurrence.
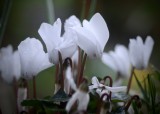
[66,66,77,91]
[102,52,118,72]
[143,36,154,68]
[105,86,127,93]
[18,38,53,78]
[38,18,62,52]
[114,45,131,77]
[64,15,81,32]
[89,13,109,51]
[74,26,100,58]
[91,76,100,86]
[13,51,21,80]
[129,37,143,69]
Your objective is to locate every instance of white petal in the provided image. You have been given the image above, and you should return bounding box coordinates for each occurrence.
[66,90,79,111]
[91,76,100,86]
[89,13,109,51]
[66,66,77,91]
[18,38,53,78]
[38,18,62,52]
[129,37,143,69]
[105,86,127,93]
[64,15,81,32]
[13,51,21,80]
[74,26,100,58]
[77,91,90,111]
[102,52,118,72]
[143,36,154,68]
[114,45,131,77]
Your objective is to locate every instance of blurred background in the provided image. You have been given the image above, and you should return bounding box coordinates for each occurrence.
[0,0,160,113]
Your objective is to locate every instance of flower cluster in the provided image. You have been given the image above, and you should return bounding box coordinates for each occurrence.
[0,12,155,114]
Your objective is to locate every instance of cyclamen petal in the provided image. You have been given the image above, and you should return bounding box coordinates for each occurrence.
[18,38,53,78]
[38,17,77,64]
[129,36,154,69]
[66,90,89,112]
[65,66,77,91]
[143,36,154,68]
[74,13,109,59]
[105,86,127,93]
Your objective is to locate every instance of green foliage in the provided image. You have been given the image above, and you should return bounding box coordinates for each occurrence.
[134,70,160,114]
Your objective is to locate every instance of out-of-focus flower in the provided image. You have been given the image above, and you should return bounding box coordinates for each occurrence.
[38,16,78,64]
[0,45,21,83]
[102,45,131,78]
[129,36,154,70]
[65,66,89,112]
[18,37,53,78]
[73,13,109,59]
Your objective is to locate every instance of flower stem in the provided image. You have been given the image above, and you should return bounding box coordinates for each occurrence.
[126,68,134,94]
[46,0,55,24]
[88,0,97,19]
[124,95,141,111]
[58,51,64,89]
[77,47,82,86]
[78,53,87,86]
[103,76,113,99]
[33,76,36,98]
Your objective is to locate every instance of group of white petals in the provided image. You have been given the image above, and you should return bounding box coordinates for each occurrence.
[0,12,154,112]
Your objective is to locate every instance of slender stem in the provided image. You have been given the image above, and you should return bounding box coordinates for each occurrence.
[103,76,113,99]
[13,77,18,114]
[80,0,87,21]
[96,93,110,114]
[33,76,36,98]
[0,0,12,46]
[77,47,82,86]
[126,68,134,94]
[88,0,97,19]
[78,53,87,86]
[46,0,55,24]
[124,95,141,111]
[58,51,64,89]
[55,64,59,83]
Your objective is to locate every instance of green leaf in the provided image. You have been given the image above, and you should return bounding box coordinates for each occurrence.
[134,74,149,101]
[51,88,70,102]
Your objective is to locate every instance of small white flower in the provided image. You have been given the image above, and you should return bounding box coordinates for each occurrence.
[18,37,53,78]
[38,17,77,64]
[102,45,131,78]
[74,13,109,59]
[129,36,154,69]
[89,76,126,96]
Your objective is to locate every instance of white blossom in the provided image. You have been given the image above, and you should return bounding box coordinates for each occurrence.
[18,37,53,78]
[0,45,21,83]
[38,17,78,64]
[73,13,109,59]
[102,45,131,78]
[129,36,154,69]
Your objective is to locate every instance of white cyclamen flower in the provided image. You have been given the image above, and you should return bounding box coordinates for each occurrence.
[89,76,126,94]
[0,45,21,83]
[18,37,53,78]
[65,66,89,112]
[74,13,109,59]
[102,45,131,78]
[38,17,77,64]
[129,36,154,69]
[66,89,89,112]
